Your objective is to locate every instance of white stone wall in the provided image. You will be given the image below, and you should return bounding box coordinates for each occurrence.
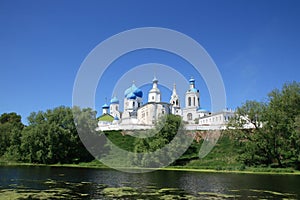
[137,102,171,125]
[198,111,235,126]
[110,104,120,119]
[182,107,198,123]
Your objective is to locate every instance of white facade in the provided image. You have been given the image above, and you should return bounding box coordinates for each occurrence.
[137,102,171,125]
[198,110,235,126]
[97,77,235,131]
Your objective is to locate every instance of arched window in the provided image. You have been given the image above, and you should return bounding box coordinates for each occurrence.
[176,99,179,106]
[133,102,135,107]
[193,97,195,106]
[187,113,192,120]
[188,97,191,106]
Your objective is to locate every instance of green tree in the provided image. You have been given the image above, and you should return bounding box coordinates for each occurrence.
[0,112,24,159]
[132,114,192,167]
[262,82,300,167]
[227,82,300,168]
[20,106,97,164]
[226,100,269,166]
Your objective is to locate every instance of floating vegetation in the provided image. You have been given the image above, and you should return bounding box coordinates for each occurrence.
[0,188,75,200]
[101,187,139,197]
[248,189,297,199]
[198,192,241,199]
[1,177,298,200]
[99,186,199,199]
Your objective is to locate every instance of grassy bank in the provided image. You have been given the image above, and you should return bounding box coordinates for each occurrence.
[1,161,299,175]
[1,132,300,175]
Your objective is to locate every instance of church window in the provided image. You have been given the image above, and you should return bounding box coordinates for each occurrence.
[133,102,135,107]
[187,113,192,120]
[193,97,195,106]
[188,97,191,106]
[152,96,154,100]
[176,99,178,106]
[116,106,118,110]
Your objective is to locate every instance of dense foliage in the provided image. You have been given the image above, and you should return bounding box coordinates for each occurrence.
[227,82,300,169]
[0,106,97,164]
[131,114,189,167]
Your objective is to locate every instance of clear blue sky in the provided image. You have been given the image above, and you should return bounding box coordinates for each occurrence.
[1,0,299,123]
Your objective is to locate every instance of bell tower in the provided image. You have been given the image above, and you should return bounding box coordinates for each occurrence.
[148,77,161,103]
[170,83,181,115]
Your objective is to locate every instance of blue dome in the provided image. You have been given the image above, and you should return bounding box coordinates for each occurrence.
[189,88,199,93]
[133,88,143,98]
[126,92,136,99]
[102,103,109,109]
[114,116,119,120]
[124,84,138,96]
[124,83,143,98]
[110,96,119,104]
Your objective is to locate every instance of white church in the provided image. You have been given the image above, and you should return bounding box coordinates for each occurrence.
[97,77,234,131]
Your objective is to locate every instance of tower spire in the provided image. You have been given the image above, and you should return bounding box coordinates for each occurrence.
[172,83,177,95]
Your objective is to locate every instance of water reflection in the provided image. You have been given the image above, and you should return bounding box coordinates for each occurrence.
[0,166,300,199]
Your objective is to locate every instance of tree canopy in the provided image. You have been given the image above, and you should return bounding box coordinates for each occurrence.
[227,81,300,169]
[0,106,98,164]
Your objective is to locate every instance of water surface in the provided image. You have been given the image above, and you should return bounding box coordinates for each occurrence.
[0,166,299,199]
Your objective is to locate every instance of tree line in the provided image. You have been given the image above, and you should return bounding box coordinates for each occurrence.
[227,81,300,169]
[0,106,96,164]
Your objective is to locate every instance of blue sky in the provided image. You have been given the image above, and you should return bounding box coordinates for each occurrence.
[0,0,299,123]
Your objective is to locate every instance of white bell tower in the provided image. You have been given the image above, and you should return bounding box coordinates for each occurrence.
[170,83,181,115]
[148,77,161,103]
[185,78,200,108]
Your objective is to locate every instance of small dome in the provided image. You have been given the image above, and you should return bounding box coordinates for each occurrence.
[110,96,119,104]
[189,88,199,93]
[126,92,136,99]
[189,78,195,83]
[114,116,119,120]
[102,103,109,109]
[197,107,208,112]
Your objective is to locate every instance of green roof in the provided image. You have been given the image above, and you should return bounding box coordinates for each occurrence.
[98,114,114,122]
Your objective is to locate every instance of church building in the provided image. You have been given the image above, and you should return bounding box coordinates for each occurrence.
[97,77,234,130]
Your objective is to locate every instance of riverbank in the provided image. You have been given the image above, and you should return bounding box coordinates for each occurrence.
[1,161,300,175]
[1,134,299,175]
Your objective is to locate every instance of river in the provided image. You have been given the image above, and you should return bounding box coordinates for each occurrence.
[0,166,300,199]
